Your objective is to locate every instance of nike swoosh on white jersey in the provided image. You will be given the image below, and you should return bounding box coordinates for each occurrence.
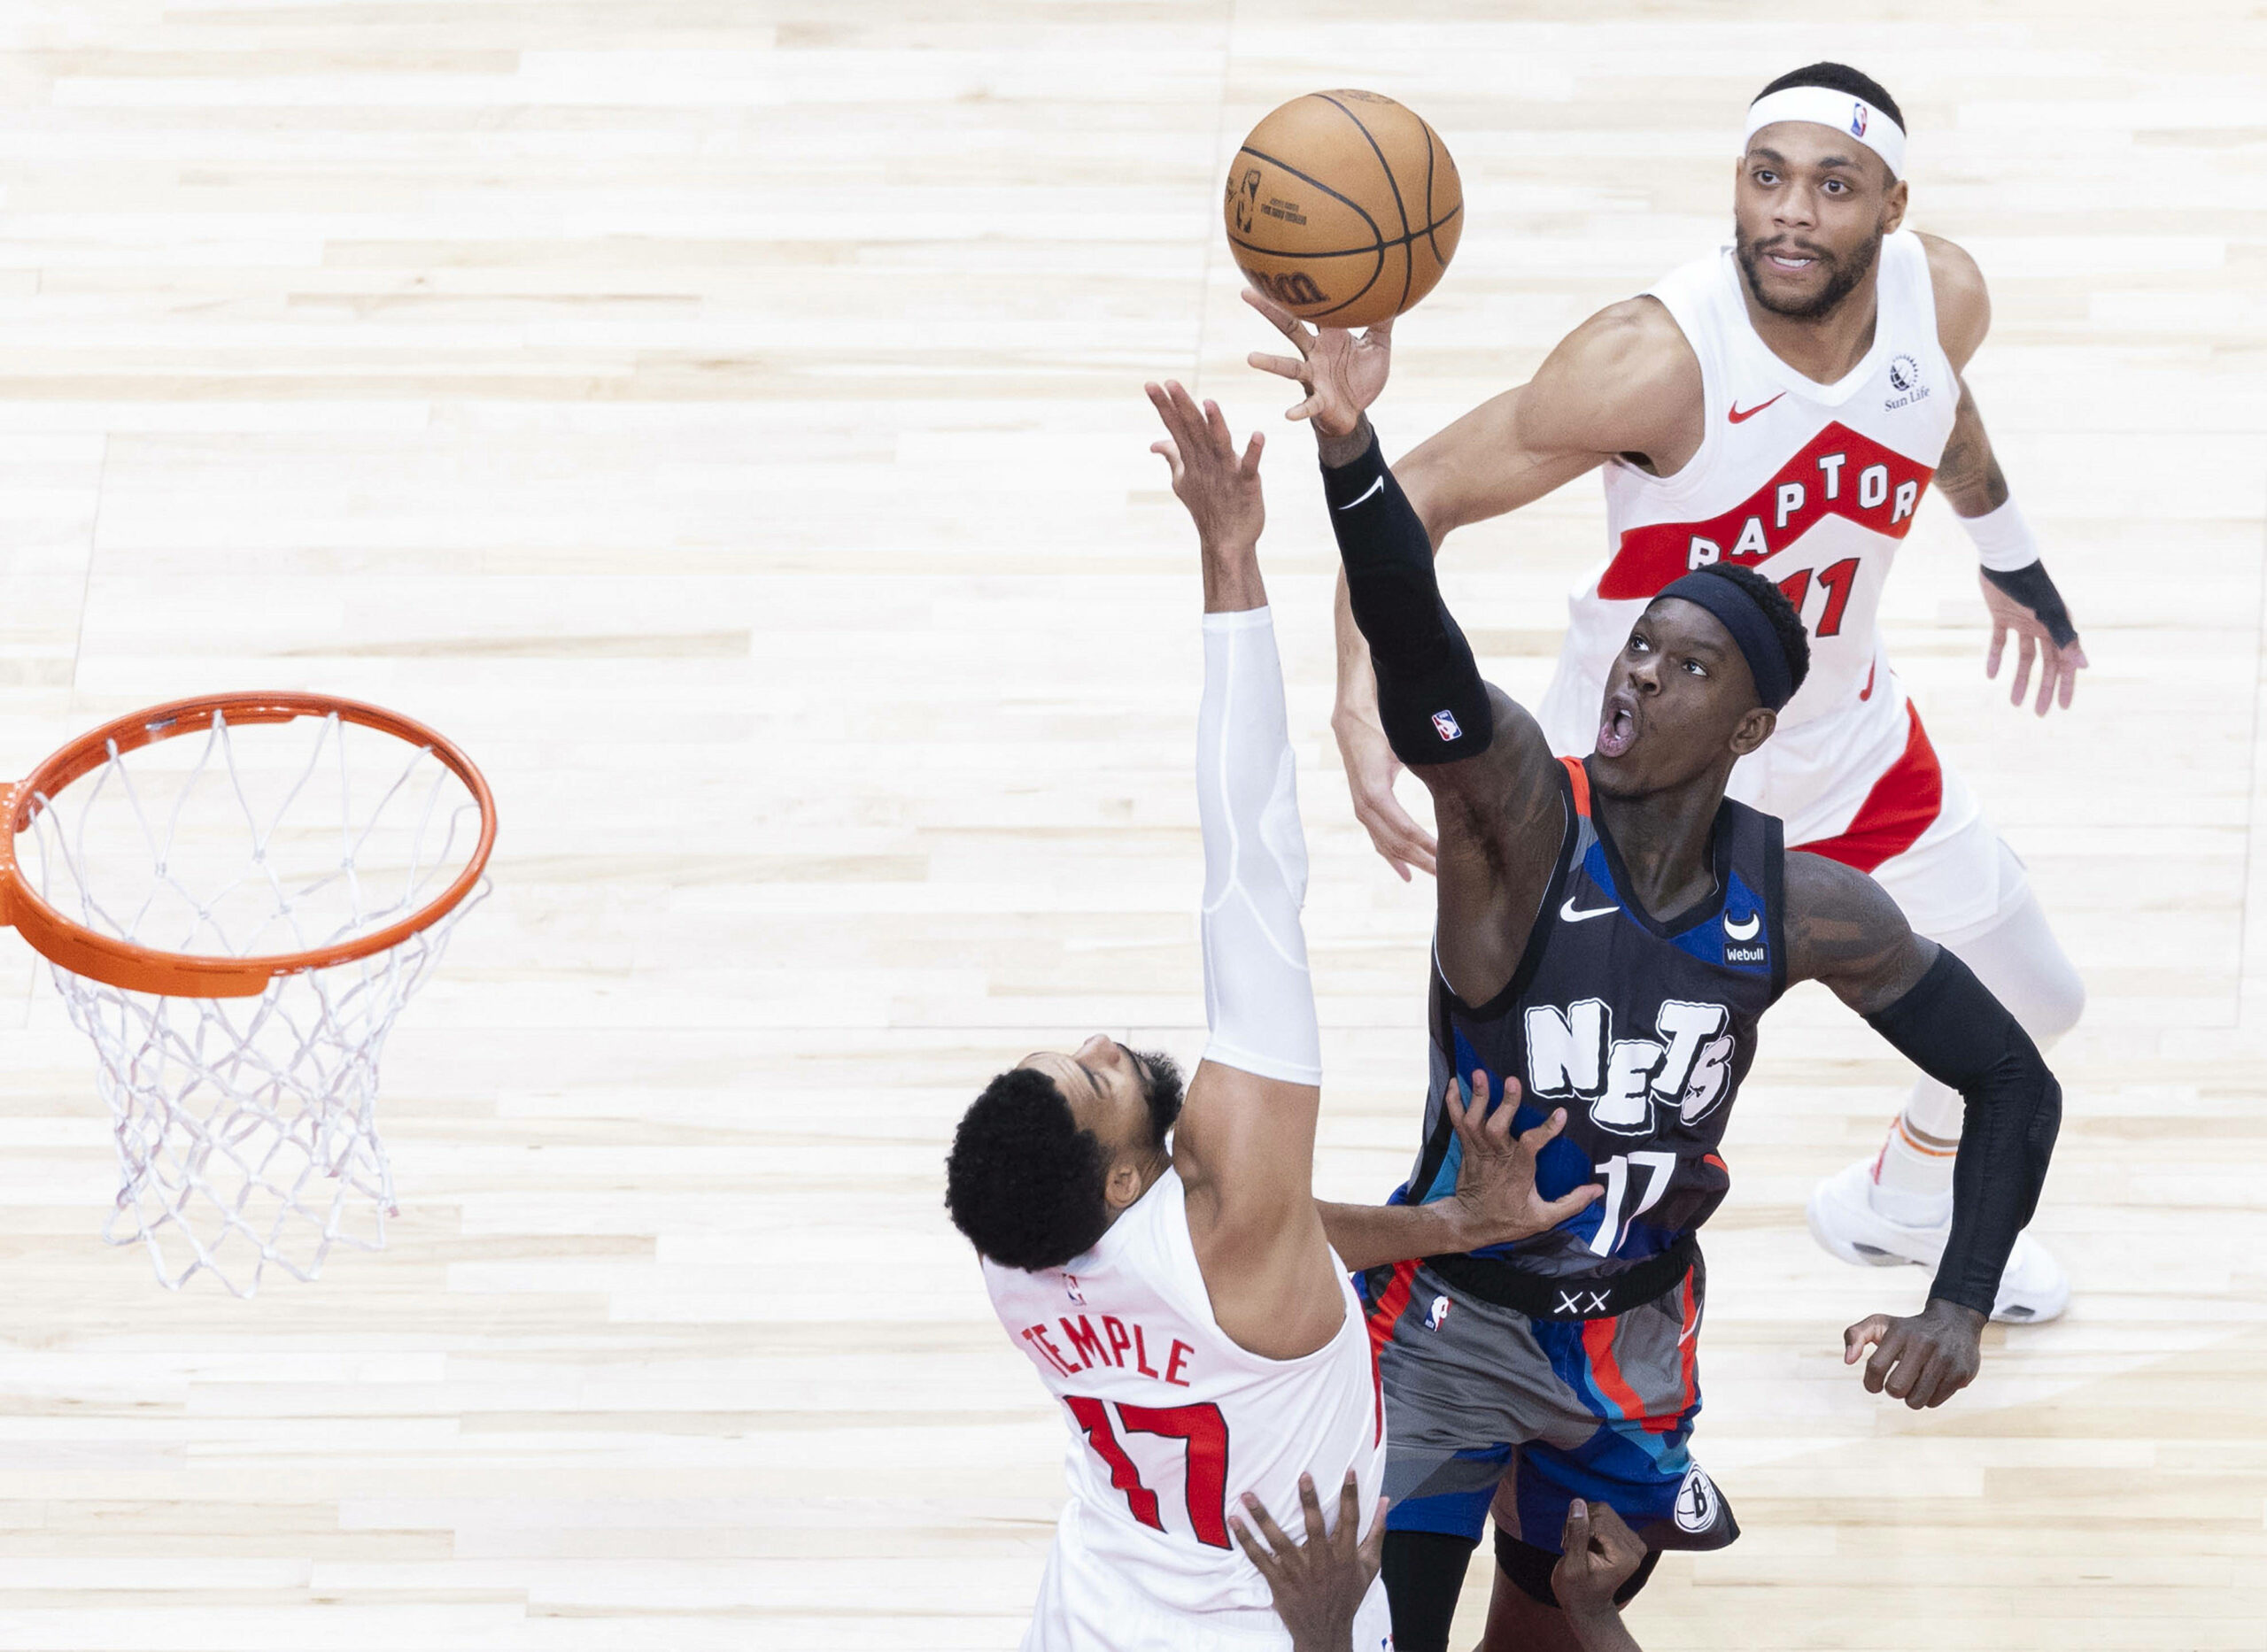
[1336,476,1385,510]
[1723,912,1760,940]
[1560,899,1618,922]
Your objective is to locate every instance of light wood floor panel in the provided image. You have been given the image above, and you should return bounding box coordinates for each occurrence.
[0,3,2261,1648]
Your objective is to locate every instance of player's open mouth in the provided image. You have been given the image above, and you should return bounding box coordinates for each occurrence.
[1597,695,1637,759]
[1760,241,1826,274]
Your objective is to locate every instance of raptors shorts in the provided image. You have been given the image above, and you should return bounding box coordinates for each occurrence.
[1359,1253,1737,1557]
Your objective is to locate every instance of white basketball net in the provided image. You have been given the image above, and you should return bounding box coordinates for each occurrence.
[16,709,486,1295]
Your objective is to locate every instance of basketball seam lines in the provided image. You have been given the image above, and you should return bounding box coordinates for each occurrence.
[1317,92,1413,315]
[1231,142,1387,317]
[1225,204,1462,262]
[1421,121,1446,266]
[1232,141,1460,323]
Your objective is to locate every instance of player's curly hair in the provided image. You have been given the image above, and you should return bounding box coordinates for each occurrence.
[1754,62,1905,132]
[1698,563,1811,703]
[945,1067,1112,1271]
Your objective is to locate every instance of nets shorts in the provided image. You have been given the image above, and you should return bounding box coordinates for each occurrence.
[1359,1252,1737,1557]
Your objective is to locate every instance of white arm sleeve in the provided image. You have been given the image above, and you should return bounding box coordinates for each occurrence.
[1195,606,1322,1086]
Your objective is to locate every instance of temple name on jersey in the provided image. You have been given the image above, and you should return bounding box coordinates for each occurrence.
[1017,1313,1198,1387]
[1598,424,1937,599]
[1523,997,1736,1135]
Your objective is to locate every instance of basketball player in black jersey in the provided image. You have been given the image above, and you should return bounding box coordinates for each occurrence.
[1308,411,2062,1652]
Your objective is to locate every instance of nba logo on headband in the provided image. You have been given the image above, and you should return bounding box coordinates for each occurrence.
[1744,83,1906,179]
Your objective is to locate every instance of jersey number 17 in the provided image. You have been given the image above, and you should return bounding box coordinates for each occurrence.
[1064,1395,1231,1548]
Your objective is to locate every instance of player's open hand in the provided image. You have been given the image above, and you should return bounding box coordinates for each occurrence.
[1229,1471,1385,1652]
[1332,691,1438,880]
[1242,286,1392,440]
[1551,1498,1648,1625]
[1979,571,2087,716]
[1445,1069,1602,1249]
[1843,1297,1986,1409]
[1147,379,1265,554]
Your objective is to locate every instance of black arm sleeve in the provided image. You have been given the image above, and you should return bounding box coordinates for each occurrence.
[1864,947,2062,1316]
[1979,560,2078,648]
[1320,429,1493,766]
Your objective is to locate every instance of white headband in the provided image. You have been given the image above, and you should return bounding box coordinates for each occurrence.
[1744,85,1904,180]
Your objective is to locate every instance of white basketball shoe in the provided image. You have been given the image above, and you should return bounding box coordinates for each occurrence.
[1806,1159,2069,1324]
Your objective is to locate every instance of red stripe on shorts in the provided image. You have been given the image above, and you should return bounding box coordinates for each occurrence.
[1671,1272,1701,1430]
[1580,1314,1649,1425]
[1791,700,1943,874]
[1365,1258,1420,1446]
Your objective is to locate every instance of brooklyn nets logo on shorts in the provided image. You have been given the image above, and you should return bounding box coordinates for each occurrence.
[1674,1463,1722,1533]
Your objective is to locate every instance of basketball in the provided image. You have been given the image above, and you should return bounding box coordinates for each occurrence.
[1224,89,1463,329]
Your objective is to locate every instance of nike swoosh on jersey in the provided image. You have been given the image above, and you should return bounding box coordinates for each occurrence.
[1723,912,1761,940]
[1560,899,1618,922]
[1727,392,1786,423]
[1336,475,1385,510]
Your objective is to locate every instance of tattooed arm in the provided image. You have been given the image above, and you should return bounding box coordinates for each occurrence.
[1932,377,2009,517]
[1784,852,2062,1408]
[1783,851,1937,1014]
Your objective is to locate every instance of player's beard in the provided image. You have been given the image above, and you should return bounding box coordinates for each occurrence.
[1131,1048,1185,1149]
[1734,222,1882,320]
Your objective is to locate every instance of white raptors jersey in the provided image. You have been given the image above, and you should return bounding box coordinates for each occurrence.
[983,1169,1390,1650]
[1536,230,1961,839]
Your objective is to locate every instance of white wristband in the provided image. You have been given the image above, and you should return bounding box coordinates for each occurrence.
[1960,498,2040,573]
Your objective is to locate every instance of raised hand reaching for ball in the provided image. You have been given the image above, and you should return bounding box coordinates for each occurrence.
[1243,288,1393,440]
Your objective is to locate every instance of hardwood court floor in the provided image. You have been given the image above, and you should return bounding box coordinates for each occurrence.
[0,3,2262,1648]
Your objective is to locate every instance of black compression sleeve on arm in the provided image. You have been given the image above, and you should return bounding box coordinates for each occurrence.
[1979,560,2078,647]
[1322,430,1494,766]
[1864,947,2062,1316]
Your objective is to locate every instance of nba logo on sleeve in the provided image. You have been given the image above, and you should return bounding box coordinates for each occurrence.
[1431,709,1463,742]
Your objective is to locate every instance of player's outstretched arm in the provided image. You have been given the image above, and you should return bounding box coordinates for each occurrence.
[1316,1071,1601,1272]
[1244,285,1698,880]
[1145,381,1346,1363]
[1784,851,2063,1408]
[1315,413,1564,1007]
[1920,233,2088,718]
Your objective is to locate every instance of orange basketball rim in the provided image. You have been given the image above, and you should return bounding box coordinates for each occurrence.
[0,691,498,999]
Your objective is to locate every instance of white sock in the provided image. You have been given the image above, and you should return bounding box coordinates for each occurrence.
[1863,849,2085,1227]
[1869,1078,1961,1226]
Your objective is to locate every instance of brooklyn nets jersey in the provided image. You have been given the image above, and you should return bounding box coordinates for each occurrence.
[1397,757,1789,1286]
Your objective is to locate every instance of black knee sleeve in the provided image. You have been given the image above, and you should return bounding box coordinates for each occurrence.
[1494,1526,1661,1610]
[1321,430,1494,767]
[1381,1528,1477,1652]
